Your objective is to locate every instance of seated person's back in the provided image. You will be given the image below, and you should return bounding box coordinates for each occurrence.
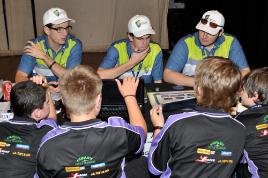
[148,57,246,177]
[0,80,56,177]
[236,67,268,177]
[36,65,147,177]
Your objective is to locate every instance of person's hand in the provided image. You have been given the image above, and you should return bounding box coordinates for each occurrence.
[47,81,60,93]
[150,105,164,128]
[130,47,150,65]
[30,75,47,85]
[115,77,138,98]
[24,41,47,59]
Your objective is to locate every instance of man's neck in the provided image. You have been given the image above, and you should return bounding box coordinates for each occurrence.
[70,112,97,123]
[47,38,61,52]
[205,44,214,51]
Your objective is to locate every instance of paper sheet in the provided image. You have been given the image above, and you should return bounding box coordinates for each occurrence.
[147,90,195,107]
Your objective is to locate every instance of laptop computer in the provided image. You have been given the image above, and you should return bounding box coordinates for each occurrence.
[98,79,144,121]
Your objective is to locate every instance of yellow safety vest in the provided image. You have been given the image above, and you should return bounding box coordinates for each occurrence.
[185,34,234,61]
[114,41,161,74]
[36,38,77,67]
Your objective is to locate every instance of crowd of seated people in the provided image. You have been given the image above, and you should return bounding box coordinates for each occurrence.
[1,6,268,178]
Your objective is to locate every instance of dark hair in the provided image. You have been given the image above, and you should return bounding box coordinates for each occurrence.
[45,23,53,28]
[195,56,241,112]
[10,80,47,118]
[242,67,268,105]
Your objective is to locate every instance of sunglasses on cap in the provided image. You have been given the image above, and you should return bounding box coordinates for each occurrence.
[200,19,223,29]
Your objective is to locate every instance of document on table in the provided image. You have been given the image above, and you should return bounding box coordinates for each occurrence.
[147,90,195,107]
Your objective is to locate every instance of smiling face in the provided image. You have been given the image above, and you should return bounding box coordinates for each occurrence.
[44,21,70,49]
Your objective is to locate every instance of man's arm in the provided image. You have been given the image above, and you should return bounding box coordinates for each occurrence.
[163,37,190,86]
[164,69,195,87]
[47,92,57,120]
[115,77,147,135]
[97,47,149,79]
[240,68,250,78]
[152,50,163,83]
[24,41,71,78]
[15,70,29,83]
[229,37,250,78]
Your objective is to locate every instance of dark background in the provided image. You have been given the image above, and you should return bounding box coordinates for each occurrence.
[167,0,268,69]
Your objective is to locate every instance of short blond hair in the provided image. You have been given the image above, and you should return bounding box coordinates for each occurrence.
[60,65,102,115]
[195,56,241,112]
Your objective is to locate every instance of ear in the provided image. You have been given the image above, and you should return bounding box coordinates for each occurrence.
[252,91,259,102]
[95,93,102,110]
[43,26,50,35]
[219,29,224,36]
[128,33,134,42]
[31,108,42,121]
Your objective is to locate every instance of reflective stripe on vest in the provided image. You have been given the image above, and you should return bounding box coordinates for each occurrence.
[114,42,161,73]
[36,38,77,68]
[185,34,234,60]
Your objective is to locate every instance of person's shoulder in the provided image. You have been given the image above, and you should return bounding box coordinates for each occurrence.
[33,35,46,43]
[111,39,128,46]
[68,34,82,45]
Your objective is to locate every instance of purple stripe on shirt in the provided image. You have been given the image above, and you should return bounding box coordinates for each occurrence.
[37,118,57,129]
[120,158,126,178]
[244,150,260,178]
[108,116,145,154]
[148,112,199,176]
[38,127,70,152]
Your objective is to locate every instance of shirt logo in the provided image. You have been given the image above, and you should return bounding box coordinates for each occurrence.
[263,115,268,122]
[5,135,22,143]
[16,144,30,150]
[75,156,96,166]
[208,140,226,150]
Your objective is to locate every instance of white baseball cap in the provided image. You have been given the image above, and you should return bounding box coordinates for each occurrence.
[128,15,155,37]
[196,10,225,35]
[43,8,75,26]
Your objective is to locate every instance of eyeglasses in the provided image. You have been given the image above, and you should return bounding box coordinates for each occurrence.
[200,19,223,28]
[48,25,72,33]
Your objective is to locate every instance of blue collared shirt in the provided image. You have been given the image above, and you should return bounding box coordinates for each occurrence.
[99,39,163,83]
[165,32,249,73]
[17,34,82,82]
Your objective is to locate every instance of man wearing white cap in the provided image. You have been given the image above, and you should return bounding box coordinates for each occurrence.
[15,7,82,87]
[164,10,250,87]
[97,15,163,83]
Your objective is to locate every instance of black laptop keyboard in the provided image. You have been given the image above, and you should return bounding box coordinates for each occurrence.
[98,105,129,120]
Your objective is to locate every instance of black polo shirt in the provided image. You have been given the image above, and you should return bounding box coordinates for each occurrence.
[0,116,56,178]
[235,105,268,177]
[36,117,145,178]
[148,106,246,178]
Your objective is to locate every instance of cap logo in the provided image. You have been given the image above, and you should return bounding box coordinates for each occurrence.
[53,9,60,16]
[204,15,210,20]
[135,20,147,28]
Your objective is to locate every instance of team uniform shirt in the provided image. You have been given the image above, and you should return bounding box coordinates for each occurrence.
[36,117,145,178]
[148,106,246,178]
[165,32,249,76]
[235,105,268,178]
[17,34,82,82]
[99,39,163,83]
[0,116,56,178]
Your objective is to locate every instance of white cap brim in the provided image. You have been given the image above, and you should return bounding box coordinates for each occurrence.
[48,18,75,25]
[133,29,156,37]
[196,22,222,35]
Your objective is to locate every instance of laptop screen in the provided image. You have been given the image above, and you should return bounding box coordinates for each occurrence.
[101,79,144,106]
